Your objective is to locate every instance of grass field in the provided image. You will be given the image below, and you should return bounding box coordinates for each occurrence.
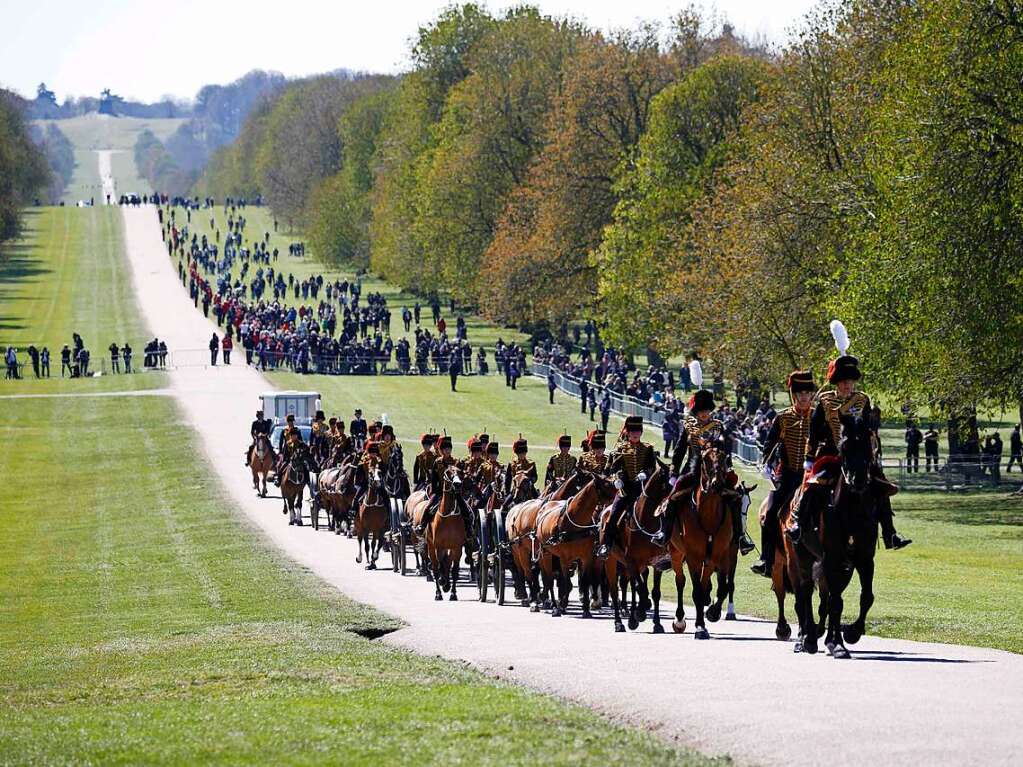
[0,206,163,393]
[0,394,716,765]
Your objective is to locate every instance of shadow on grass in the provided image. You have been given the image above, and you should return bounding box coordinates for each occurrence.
[898,495,1023,527]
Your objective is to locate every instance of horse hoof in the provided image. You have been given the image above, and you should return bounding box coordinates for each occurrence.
[551,608,561,617]
[288,520,294,526]
[831,644,851,660]
[435,594,443,601]
[637,610,647,623]
[842,624,863,645]
[706,604,721,623]
[724,612,737,621]
[296,520,303,526]
[627,616,639,631]
[614,622,626,633]
[672,619,687,634]
[804,636,819,655]
[366,563,375,570]
[529,604,540,613]
[776,622,792,641]
[652,623,665,634]
[695,627,710,640]
[581,610,591,619]
[589,598,601,612]
[793,641,803,654]
[449,594,458,601]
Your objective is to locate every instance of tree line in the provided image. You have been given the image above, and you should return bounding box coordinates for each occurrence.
[0,89,51,244]
[196,1,1023,417]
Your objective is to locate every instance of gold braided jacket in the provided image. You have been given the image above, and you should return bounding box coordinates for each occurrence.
[546,453,578,480]
[578,451,608,475]
[609,441,656,481]
[810,389,872,456]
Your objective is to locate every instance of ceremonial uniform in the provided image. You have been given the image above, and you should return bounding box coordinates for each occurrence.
[246,414,272,465]
[545,435,577,486]
[750,371,814,576]
[414,448,438,490]
[597,416,656,557]
[577,431,608,476]
[505,455,538,493]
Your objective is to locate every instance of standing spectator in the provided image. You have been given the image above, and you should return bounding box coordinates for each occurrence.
[78,347,90,376]
[222,334,233,365]
[599,390,611,433]
[209,333,219,366]
[414,302,421,325]
[437,316,446,336]
[986,433,1003,482]
[688,353,703,389]
[27,345,40,378]
[662,414,678,457]
[924,425,940,472]
[905,421,923,473]
[1007,425,1022,473]
[449,349,460,392]
[547,369,557,404]
[4,347,18,379]
[158,340,168,368]
[580,377,589,414]
[508,357,519,390]
[109,342,121,373]
[60,344,72,377]
[587,388,597,421]
[402,306,412,332]
[680,359,692,393]
[122,343,133,374]
[40,346,50,377]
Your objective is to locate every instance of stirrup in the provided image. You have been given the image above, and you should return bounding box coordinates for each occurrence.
[651,530,667,545]
[738,535,756,556]
[595,544,610,560]
[750,557,770,577]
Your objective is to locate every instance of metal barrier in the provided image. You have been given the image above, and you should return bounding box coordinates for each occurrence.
[732,437,763,466]
[531,362,667,427]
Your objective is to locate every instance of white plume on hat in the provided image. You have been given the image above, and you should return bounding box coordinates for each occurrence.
[829,320,850,356]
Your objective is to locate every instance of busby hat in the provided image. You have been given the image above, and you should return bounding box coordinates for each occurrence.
[557,434,572,448]
[486,442,500,455]
[314,410,325,421]
[590,431,606,449]
[381,424,394,438]
[469,438,483,452]
[286,413,296,422]
[625,415,644,432]
[439,435,453,450]
[786,370,816,393]
[420,433,435,445]
[478,433,490,445]
[328,417,337,426]
[513,438,528,454]
[689,389,715,413]
[827,355,861,384]
[372,420,383,430]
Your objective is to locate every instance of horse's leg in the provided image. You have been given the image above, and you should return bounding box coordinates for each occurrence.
[824,558,851,659]
[773,567,792,641]
[651,567,665,634]
[430,545,443,599]
[637,567,651,615]
[355,523,364,563]
[725,556,738,620]
[843,553,874,645]
[295,490,304,526]
[686,558,710,639]
[579,557,592,618]
[672,562,687,633]
[627,570,640,631]
[606,560,625,633]
[449,546,460,601]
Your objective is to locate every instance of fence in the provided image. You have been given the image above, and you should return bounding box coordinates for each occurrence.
[531,362,667,427]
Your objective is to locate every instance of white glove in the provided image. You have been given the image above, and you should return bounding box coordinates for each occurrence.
[637,472,648,482]
[803,459,814,472]
[614,478,623,491]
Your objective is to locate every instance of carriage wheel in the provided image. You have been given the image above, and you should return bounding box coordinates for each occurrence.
[476,511,489,602]
[389,500,400,572]
[494,509,506,606]
[398,525,408,576]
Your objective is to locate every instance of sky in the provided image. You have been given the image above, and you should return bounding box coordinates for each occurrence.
[2,0,819,103]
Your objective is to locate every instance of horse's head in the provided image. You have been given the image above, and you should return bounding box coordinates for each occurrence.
[442,464,464,494]
[838,414,872,493]
[699,442,729,494]
[589,472,620,506]
[635,463,669,517]
[511,470,536,501]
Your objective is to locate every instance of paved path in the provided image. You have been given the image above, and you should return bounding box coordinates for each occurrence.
[120,205,1022,766]
[97,150,117,202]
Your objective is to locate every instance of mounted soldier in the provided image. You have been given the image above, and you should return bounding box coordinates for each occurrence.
[503,438,538,510]
[459,437,485,479]
[654,390,755,555]
[310,410,330,467]
[596,416,656,560]
[788,322,911,551]
[274,423,304,486]
[350,408,368,450]
[415,435,458,533]
[245,409,272,466]
[379,424,396,464]
[413,433,438,490]
[578,430,608,476]
[544,434,577,490]
[750,370,815,577]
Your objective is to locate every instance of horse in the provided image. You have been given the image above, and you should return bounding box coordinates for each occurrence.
[383,445,412,559]
[821,414,879,658]
[487,467,538,602]
[605,464,674,633]
[355,459,390,569]
[280,444,312,526]
[677,442,745,639]
[536,472,618,618]
[249,433,274,497]
[505,472,577,612]
[427,464,470,600]
[316,457,357,534]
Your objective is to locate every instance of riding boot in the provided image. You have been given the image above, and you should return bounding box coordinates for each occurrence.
[651,510,673,546]
[787,485,813,543]
[751,516,775,577]
[595,500,621,559]
[876,495,912,550]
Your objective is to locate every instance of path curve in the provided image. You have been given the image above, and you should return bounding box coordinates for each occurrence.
[119,205,1022,767]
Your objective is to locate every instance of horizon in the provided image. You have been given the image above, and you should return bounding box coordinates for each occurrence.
[3,0,817,104]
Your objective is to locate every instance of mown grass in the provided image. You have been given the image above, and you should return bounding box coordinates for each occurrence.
[0,396,717,765]
[0,206,163,393]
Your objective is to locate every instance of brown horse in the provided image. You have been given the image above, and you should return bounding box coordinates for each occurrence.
[605,464,674,633]
[315,459,357,534]
[536,473,618,618]
[281,445,311,526]
[249,433,274,497]
[677,444,743,639]
[427,464,470,600]
[355,460,390,569]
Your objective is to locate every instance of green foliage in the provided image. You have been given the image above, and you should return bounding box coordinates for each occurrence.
[134,129,195,197]
[28,122,74,202]
[0,89,49,242]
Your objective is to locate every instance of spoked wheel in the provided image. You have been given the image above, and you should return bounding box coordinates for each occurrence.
[494,508,507,606]
[398,525,408,576]
[476,510,489,603]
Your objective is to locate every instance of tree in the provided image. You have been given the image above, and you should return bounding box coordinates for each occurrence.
[0,90,49,243]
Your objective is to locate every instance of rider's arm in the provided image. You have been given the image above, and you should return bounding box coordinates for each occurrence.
[762,416,782,463]
[806,401,829,462]
[671,433,688,476]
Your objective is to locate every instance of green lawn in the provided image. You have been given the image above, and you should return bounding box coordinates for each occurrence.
[0,395,715,766]
[0,206,163,393]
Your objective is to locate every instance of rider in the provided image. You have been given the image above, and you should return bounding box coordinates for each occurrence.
[310,410,329,463]
[459,437,485,478]
[578,430,608,475]
[596,416,656,559]
[354,442,382,507]
[750,370,815,577]
[378,424,396,464]
[655,390,756,554]
[350,408,367,449]
[275,424,304,486]
[503,438,538,510]
[413,433,437,490]
[245,409,272,466]
[787,354,911,550]
[544,434,577,490]
[330,418,352,459]
[415,435,459,533]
